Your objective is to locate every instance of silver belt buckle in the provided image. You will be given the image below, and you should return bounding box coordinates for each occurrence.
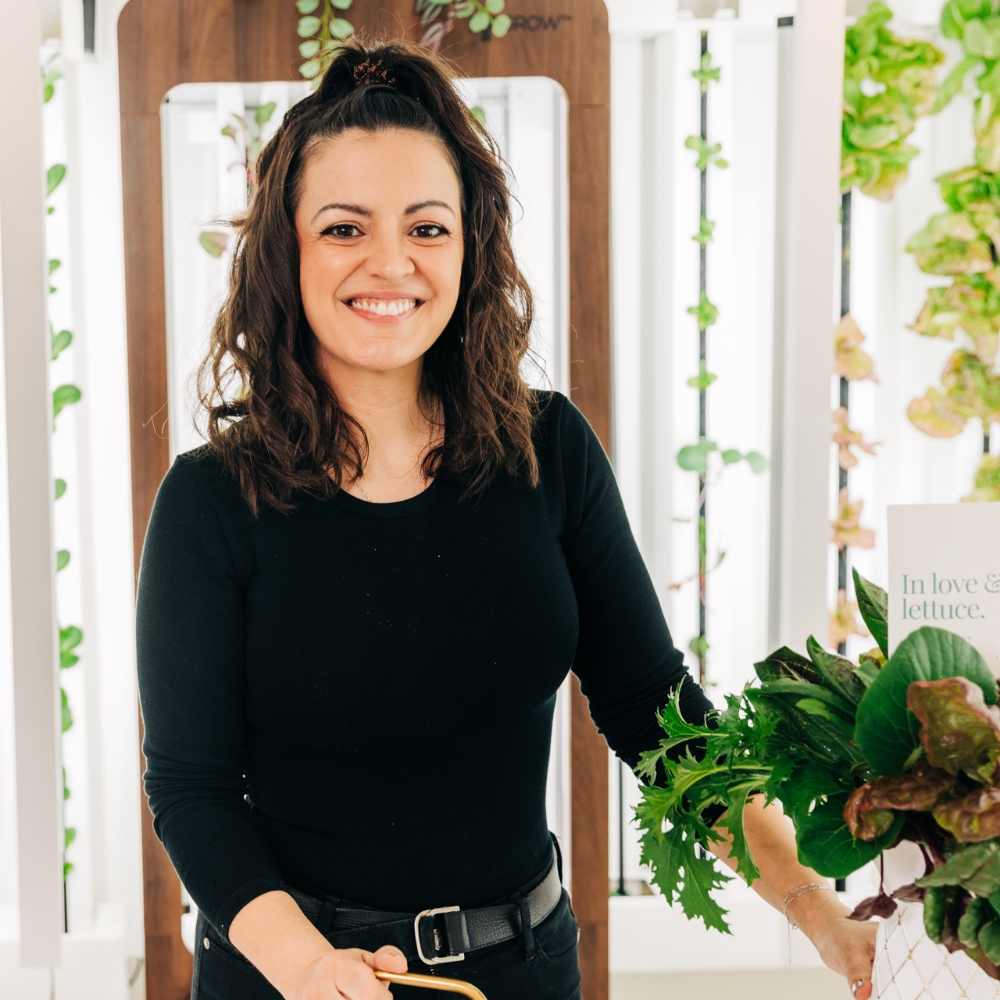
[414,905,465,965]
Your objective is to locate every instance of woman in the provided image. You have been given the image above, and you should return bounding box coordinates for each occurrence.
[137,39,876,1000]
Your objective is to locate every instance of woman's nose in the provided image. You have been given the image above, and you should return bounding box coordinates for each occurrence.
[365,229,415,282]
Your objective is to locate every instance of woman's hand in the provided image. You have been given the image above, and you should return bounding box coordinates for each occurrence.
[296,945,408,1000]
[797,902,878,1000]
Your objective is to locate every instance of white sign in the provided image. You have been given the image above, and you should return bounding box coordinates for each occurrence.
[888,503,1000,677]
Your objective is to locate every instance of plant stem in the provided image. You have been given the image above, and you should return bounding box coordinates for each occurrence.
[698,29,709,688]
[838,189,851,657]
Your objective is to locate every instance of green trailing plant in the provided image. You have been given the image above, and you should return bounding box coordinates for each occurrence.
[905,2,1000,500]
[41,57,83,885]
[833,4,943,652]
[636,568,1000,978]
[673,39,765,686]
[842,2,943,201]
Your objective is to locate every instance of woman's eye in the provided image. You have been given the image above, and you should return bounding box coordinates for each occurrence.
[321,223,363,239]
[411,224,448,239]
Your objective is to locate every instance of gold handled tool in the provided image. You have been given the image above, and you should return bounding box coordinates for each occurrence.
[374,970,488,999]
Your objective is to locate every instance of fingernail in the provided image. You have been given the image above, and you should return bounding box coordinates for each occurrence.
[852,980,864,996]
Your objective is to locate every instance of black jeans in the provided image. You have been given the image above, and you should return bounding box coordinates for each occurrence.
[190,889,582,1000]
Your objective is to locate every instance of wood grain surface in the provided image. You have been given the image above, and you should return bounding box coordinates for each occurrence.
[117,3,610,997]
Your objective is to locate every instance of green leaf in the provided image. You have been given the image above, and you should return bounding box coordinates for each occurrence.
[980,921,1000,963]
[758,679,856,720]
[755,646,822,685]
[640,821,732,933]
[694,216,716,246]
[456,2,475,16]
[677,439,716,474]
[46,164,66,197]
[796,698,855,732]
[52,384,82,420]
[715,780,761,884]
[934,56,982,113]
[721,449,741,465]
[781,765,848,828]
[51,328,72,361]
[853,569,889,657]
[61,688,72,732]
[329,18,354,39]
[57,550,70,572]
[198,231,230,258]
[687,291,719,331]
[60,625,82,670]
[744,451,767,474]
[687,363,717,391]
[296,0,320,11]
[331,0,353,7]
[965,18,1000,60]
[255,102,276,126]
[299,60,322,80]
[299,39,321,57]
[919,842,1000,896]
[959,896,994,947]
[297,14,321,36]
[64,826,75,850]
[491,13,511,36]
[806,635,866,707]
[469,11,491,32]
[854,627,997,776]
[48,259,61,275]
[486,0,505,12]
[796,793,904,878]
[714,157,729,169]
[54,478,66,500]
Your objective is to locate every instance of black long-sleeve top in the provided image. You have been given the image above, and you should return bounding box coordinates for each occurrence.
[136,391,714,940]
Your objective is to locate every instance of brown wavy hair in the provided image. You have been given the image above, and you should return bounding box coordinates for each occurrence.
[197,37,538,514]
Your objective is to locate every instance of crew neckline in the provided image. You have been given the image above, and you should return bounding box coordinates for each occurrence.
[331,477,450,519]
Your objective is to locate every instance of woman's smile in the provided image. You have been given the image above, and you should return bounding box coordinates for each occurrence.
[345,294,421,320]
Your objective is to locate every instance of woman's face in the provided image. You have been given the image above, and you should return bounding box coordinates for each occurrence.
[294,127,464,379]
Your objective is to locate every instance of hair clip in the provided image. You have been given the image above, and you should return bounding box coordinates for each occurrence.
[353,58,396,89]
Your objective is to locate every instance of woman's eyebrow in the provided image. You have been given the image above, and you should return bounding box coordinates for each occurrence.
[405,200,456,217]
[310,202,371,224]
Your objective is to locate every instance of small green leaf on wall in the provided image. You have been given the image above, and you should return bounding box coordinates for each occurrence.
[330,18,354,39]
[689,635,709,659]
[60,625,83,669]
[299,60,322,80]
[744,451,767,474]
[42,67,63,105]
[298,14,322,36]
[485,0,505,13]
[332,0,353,7]
[64,826,76,850]
[693,217,715,246]
[691,50,721,92]
[677,439,717,474]
[469,10,490,32]
[721,449,742,465]
[296,0,319,11]
[51,328,72,360]
[49,259,61,275]
[684,136,727,172]
[54,478,66,500]
[61,688,73,732]
[491,14,511,36]
[52,384,82,421]
[299,39,321,57]
[63,766,70,801]
[46,164,66,197]
[687,291,719,331]
[687,363,717,391]
[255,102,277,127]
[57,550,70,573]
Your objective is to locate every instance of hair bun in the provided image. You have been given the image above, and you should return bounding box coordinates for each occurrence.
[352,57,396,89]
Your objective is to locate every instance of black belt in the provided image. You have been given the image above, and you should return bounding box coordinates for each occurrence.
[286,852,562,966]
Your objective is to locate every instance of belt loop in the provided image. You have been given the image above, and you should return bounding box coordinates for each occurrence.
[517,894,536,962]
[315,897,339,936]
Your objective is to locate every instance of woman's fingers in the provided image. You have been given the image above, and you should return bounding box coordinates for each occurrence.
[365,945,408,973]
[850,974,873,1000]
[302,949,393,1000]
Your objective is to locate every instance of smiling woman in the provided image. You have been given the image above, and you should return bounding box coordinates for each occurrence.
[135,35,875,1000]
[197,43,536,512]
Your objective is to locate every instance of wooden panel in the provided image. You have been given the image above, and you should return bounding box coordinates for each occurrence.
[118,3,610,996]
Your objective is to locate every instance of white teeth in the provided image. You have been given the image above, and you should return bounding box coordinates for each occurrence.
[350,298,417,316]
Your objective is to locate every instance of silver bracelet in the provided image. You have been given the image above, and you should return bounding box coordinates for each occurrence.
[782,882,837,930]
